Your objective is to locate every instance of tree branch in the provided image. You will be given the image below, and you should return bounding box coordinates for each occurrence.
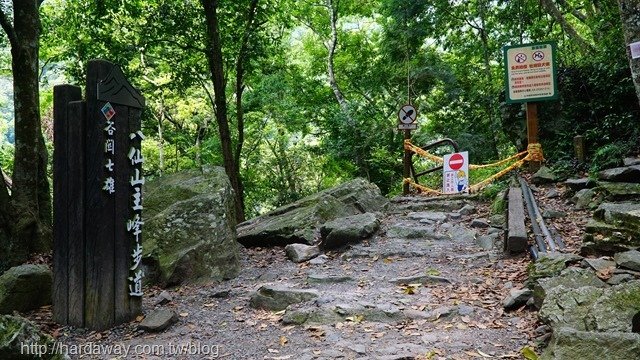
[540,0,594,51]
[0,7,16,48]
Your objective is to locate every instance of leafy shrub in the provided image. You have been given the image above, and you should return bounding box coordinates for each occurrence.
[589,141,633,174]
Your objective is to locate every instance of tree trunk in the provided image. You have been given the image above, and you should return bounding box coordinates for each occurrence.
[234,0,259,223]
[200,0,244,223]
[618,0,640,106]
[1,1,51,264]
[0,165,12,271]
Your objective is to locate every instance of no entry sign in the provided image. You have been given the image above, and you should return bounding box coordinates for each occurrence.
[448,153,464,171]
[443,151,469,194]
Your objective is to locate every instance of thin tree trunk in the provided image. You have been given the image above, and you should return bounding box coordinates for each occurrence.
[617,0,640,106]
[0,1,50,264]
[158,102,165,176]
[0,164,12,271]
[234,0,259,222]
[326,0,350,117]
[200,0,244,223]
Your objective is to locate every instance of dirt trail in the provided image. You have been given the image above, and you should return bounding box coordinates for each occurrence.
[40,195,538,360]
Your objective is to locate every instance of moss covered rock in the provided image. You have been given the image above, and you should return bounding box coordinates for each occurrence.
[143,166,240,287]
[0,265,51,314]
[0,315,63,360]
[237,178,389,247]
[542,328,640,360]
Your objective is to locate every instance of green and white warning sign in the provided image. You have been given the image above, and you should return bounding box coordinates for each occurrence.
[504,42,558,103]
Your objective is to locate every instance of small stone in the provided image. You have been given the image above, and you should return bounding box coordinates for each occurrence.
[448,212,462,220]
[456,305,475,316]
[347,344,366,354]
[476,234,497,250]
[607,274,635,285]
[430,306,456,320]
[211,290,231,298]
[535,325,551,335]
[545,189,560,198]
[582,257,616,272]
[614,250,640,271]
[155,290,173,305]
[457,205,476,215]
[623,157,640,166]
[470,218,490,228]
[531,166,557,184]
[285,243,320,263]
[139,309,178,332]
[565,178,597,192]
[249,284,319,311]
[309,255,329,265]
[571,188,597,210]
[489,214,506,227]
[503,288,533,310]
[542,209,566,219]
[390,274,451,285]
[307,274,353,284]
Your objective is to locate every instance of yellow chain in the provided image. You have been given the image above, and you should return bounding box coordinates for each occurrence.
[403,140,543,195]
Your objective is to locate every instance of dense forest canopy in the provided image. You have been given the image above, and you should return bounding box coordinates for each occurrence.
[0,0,639,226]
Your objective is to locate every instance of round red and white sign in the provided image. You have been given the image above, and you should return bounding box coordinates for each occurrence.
[448,153,464,170]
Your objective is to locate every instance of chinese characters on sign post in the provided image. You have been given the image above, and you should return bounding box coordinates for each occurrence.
[53,60,146,330]
[102,103,116,195]
[443,152,469,194]
[127,130,145,297]
[504,42,558,103]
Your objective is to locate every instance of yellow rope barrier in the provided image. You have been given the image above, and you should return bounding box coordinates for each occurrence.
[403,140,544,195]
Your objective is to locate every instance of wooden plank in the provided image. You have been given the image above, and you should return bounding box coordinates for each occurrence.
[67,100,86,328]
[507,187,528,253]
[114,105,132,324]
[52,85,81,325]
[84,60,116,330]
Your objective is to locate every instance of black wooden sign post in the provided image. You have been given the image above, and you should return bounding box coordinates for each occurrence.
[53,60,145,330]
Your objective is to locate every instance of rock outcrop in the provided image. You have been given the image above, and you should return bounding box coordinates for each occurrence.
[237,179,388,247]
[0,264,52,314]
[143,166,240,287]
[0,315,64,359]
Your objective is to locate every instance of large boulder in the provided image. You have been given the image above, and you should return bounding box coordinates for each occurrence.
[533,267,607,309]
[542,328,640,360]
[539,281,640,333]
[587,281,640,332]
[539,285,605,331]
[320,213,380,249]
[0,315,63,360]
[0,265,52,314]
[237,179,389,246]
[143,166,240,287]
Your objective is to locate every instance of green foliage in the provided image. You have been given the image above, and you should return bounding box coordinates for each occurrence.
[0,143,13,176]
[21,0,640,217]
[590,141,634,174]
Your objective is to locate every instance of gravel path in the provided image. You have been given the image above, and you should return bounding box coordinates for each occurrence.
[33,195,538,360]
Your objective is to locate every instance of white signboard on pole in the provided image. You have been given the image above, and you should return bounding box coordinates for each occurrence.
[443,151,469,194]
[504,42,558,103]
